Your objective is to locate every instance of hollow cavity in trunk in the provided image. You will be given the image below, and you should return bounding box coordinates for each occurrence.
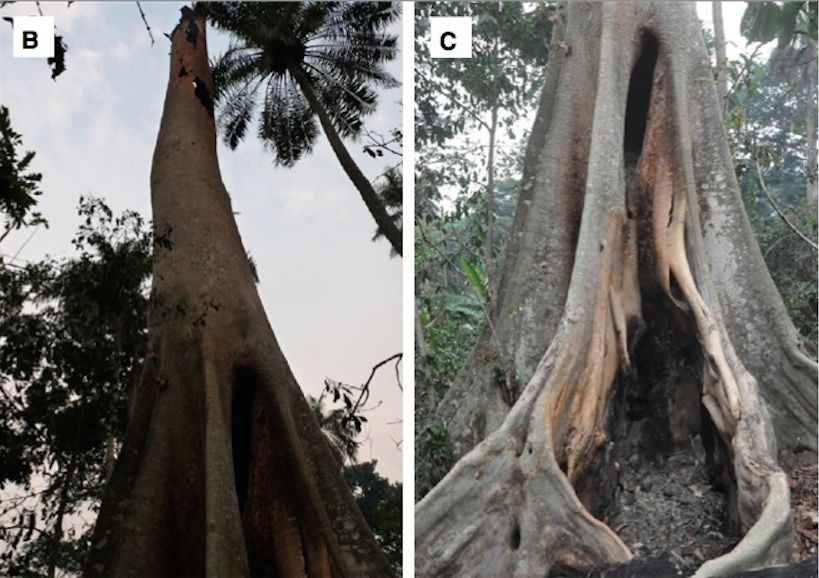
[568,31,740,573]
[597,298,740,575]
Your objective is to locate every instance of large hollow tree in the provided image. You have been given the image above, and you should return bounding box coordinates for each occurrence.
[83,10,393,578]
[420,3,817,577]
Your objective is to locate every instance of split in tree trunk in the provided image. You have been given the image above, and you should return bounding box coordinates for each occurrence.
[422,4,816,576]
[83,12,393,578]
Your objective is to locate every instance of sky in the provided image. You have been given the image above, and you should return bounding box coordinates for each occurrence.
[0,2,403,481]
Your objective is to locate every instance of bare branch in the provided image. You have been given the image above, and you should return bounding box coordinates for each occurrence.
[754,158,818,252]
[135,1,155,46]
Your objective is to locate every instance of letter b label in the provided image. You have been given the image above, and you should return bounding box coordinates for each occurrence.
[429,17,472,59]
[23,31,38,49]
[13,16,54,58]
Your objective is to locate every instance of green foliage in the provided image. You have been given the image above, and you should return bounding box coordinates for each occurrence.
[310,393,402,572]
[741,2,817,47]
[415,3,552,499]
[309,394,362,466]
[372,163,403,255]
[727,57,809,201]
[0,197,153,576]
[726,3,819,347]
[0,106,45,235]
[343,461,402,574]
[415,2,553,148]
[414,415,453,501]
[751,198,818,343]
[204,1,400,166]
[460,255,488,305]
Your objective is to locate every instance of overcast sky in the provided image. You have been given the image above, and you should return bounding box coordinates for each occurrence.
[0,2,403,481]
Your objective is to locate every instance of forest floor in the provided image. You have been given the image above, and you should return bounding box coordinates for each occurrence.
[790,464,818,562]
[606,446,738,576]
[578,458,818,578]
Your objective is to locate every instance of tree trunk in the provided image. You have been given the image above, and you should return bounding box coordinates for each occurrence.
[421,3,815,576]
[805,58,817,202]
[48,458,75,578]
[83,13,393,578]
[289,64,403,257]
[484,102,498,290]
[484,11,500,290]
[712,1,728,109]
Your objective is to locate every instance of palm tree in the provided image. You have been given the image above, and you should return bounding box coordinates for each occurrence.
[203,1,403,255]
[372,167,402,257]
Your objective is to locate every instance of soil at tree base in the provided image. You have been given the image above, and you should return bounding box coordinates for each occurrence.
[789,464,818,562]
[572,450,819,578]
[605,445,738,575]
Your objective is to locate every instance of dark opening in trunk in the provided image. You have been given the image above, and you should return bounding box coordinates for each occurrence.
[624,30,659,165]
[232,367,257,514]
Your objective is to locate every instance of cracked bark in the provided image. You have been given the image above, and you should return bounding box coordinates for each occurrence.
[421,3,816,576]
[83,13,393,578]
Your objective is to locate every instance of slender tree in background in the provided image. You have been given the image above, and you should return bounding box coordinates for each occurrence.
[418,3,816,576]
[84,11,393,577]
[712,1,728,108]
[204,1,403,256]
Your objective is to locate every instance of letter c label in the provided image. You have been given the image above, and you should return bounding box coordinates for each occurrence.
[441,31,456,51]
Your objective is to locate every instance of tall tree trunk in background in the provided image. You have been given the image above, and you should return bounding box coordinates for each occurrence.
[484,11,500,290]
[289,65,403,257]
[422,4,816,576]
[805,57,817,202]
[484,102,498,289]
[415,302,436,411]
[48,458,75,578]
[712,1,728,109]
[84,13,393,578]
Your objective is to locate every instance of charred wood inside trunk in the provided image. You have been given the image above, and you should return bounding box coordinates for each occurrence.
[572,27,740,574]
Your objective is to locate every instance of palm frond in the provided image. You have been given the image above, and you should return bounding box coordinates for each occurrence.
[205,1,400,164]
